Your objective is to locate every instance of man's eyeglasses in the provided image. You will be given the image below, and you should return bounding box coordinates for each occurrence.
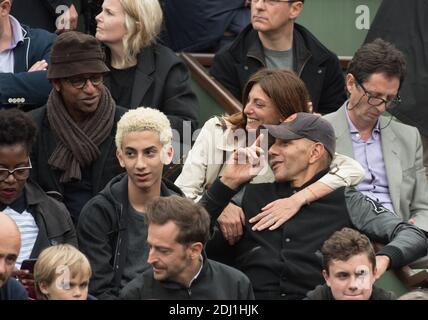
[250,0,300,5]
[355,77,401,109]
[0,158,32,182]
[65,75,103,89]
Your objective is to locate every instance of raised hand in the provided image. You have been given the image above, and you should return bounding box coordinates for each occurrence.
[220,134,266,190]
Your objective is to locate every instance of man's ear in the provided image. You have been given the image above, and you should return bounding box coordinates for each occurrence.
[371,266,378,284]
[51,79,61,92]
[345,73,356,95]
[322,269,331,287]
[0,0,11,16]
[160,145,173,165]
[308,142,325,164]
[189,242,203,259]
[289,1,304,20]
[116,149,125,168]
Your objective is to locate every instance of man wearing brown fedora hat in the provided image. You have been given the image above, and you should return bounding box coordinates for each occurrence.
[29,31,126,225]
[199,112,427,300]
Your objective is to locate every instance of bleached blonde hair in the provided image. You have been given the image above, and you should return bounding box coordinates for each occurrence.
[34,244,92,300]
[119,0,163,67]
[115,107,172,150]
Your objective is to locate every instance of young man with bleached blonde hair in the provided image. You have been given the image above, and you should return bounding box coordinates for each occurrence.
[77,107,184,300]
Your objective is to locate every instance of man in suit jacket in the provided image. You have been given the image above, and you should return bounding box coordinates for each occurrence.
[324,39,428,234]
[0,0,54,110]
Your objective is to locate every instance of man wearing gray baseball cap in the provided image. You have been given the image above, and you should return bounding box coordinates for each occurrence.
[200,112,427,300]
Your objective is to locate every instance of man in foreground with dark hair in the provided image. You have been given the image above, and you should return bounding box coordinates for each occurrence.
[120,195,254,300]
[306,228,395,300]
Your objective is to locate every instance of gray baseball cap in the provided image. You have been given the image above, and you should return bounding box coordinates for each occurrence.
[262,112,336,157]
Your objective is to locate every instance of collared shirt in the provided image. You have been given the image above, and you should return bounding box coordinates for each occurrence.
[345,106,395,214]
[188,255,204,288]
[0,15,23,73]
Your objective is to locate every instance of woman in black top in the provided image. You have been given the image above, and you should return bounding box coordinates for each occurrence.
[95,0,199,139]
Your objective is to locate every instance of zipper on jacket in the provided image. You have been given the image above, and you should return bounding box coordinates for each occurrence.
[113,237,122,270]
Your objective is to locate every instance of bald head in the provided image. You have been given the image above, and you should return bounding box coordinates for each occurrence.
[0,212,20,245]
[0,212,20,288]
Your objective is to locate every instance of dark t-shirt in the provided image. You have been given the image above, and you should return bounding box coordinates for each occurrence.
[108,66,137,108]
[0,278,28,300]
[120,205,150,288]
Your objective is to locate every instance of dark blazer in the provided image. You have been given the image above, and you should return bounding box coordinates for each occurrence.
[11,0,73,32]
[210,23,347,114]
[104,43,199,138]
[29,104,126,201]
[0,23,54,109]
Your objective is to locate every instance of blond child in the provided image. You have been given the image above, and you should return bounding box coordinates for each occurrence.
[34,244,91,300]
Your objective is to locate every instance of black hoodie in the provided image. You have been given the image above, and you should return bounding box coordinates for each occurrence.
[77,173,184,300]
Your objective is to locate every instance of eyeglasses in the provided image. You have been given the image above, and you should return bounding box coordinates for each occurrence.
[0,158,32,182]
[65,75,103,89]
[250,0,300,5]
[355,78,401,109]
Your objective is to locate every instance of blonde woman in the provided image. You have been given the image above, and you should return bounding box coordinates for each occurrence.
[96,0,199,136]
[34,244,92,300]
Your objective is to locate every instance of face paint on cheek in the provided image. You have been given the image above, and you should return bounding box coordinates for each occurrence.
[355,265,371,290]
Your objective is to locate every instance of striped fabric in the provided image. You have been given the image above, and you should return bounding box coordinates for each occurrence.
[3,207,38,269]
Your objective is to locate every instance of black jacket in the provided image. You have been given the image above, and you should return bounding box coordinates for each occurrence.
[210,23,346,114]
[305,283,396,300]
[77,173,184,300]
[29,104,126,208]
[26,180,77,258]
[104,43,199,137]
[200,171,427,300]
[120,253,254,300]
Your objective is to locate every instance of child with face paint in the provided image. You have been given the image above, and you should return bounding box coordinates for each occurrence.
[306,228,396,300]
